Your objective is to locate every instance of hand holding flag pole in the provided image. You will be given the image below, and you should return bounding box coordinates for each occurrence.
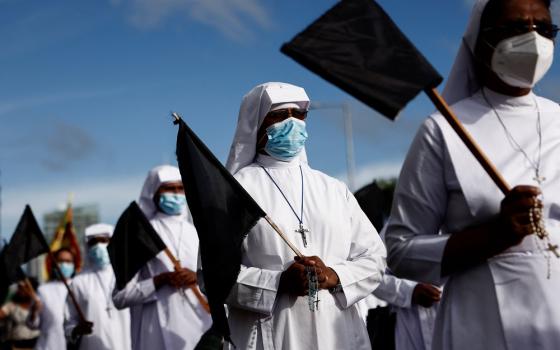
[109,202,211,313]
[162,247,211,313]
[280,0,559,258]
[0,206,89,323]
[173,112,307,346]
[49,251,88,323]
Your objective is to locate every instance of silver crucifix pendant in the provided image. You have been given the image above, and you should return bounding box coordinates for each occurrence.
[295,223,310,247]
[534,171,546,185]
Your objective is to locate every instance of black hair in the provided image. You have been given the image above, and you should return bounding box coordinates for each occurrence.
[53,247,74,260]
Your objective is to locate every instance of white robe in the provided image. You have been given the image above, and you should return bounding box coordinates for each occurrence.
[385,88,560,350]
[369,273,437,350]
[226,154,386,350]
[30,281,68,350]
[64,266,131,350]
[112,212,212,350]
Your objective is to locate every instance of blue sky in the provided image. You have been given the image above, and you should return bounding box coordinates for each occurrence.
[2,0,560,238]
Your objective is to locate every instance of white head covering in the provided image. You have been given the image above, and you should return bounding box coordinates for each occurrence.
[441,0,489,105]
[85,223,114,239]
[225,82,310,174]
[138,165,182,218]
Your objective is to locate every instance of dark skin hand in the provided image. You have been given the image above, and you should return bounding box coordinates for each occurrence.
[411,284,441,308]
[153,268,197,290]
[442,185,542,276]
[278,256,340,296]
[72,320,94,338]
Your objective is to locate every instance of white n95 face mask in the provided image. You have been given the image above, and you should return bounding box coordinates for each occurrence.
[491,31,554,88]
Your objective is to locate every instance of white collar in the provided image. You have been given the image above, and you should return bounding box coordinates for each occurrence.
[476,87,537,114]
[255,153,304,169]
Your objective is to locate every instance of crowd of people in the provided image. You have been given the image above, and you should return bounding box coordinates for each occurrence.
[1,0,560,348]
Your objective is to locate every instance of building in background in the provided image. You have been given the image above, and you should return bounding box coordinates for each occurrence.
[27,204,99,282]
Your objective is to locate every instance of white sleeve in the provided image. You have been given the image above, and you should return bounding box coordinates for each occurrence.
[330,189,387,308]
[112,269,158,309]
[372,272,417,308]
[226,265,283,315]
[384,118,451,286]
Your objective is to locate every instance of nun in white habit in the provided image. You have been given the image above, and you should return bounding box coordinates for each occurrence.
[224,82,386,350]
[27,248,76,350]
[112,165,212,350]
[64,223,131,350]
[384,0,560,349]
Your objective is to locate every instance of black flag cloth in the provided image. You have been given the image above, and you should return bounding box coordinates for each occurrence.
[0,205,49,301]
[281,0,442,119]
[108,201,167,290]
[174,117,266,343]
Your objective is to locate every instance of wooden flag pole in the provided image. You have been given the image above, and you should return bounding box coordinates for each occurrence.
[425,88,510,195]
[163,247,211,313]
[264,216,304,258]
[48,251,88,322]
[23,278,38,302]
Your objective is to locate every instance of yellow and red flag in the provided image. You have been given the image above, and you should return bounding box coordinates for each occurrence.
[44,203,82,280]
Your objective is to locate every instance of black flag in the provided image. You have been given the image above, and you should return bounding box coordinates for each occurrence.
[281,0,442,119]
[174,117,266,344]
[0,206,49,301]
[108,202,167,290]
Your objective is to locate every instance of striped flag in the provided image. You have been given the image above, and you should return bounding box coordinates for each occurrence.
[44,203,82,280]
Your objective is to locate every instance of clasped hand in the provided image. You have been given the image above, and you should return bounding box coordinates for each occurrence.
[72,320,94,338]
[498,185,543,247]
[278,256,340,296]
[154,268,197,290]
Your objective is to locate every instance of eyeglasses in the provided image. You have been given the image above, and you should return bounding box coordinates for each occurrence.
[266,108,308,120]
[482,22,559,39]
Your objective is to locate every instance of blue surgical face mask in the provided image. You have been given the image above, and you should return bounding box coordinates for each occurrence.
[88,243,110,269]
[158,193,187,216]
[58,262,75,279]
[264,117,308,161]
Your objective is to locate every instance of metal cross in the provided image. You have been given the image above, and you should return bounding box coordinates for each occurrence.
[534,175,547,185]
[547,243,560,258]
[295,223,310,247]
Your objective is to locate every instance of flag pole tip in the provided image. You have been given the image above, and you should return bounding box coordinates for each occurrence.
[171,112,182,125]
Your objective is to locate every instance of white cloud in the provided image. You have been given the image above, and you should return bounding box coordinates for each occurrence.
[336,161,402,192]
[2,174,145,238]
[113,0,272,42]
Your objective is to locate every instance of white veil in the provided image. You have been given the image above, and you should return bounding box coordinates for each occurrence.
[225,82,310,174]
